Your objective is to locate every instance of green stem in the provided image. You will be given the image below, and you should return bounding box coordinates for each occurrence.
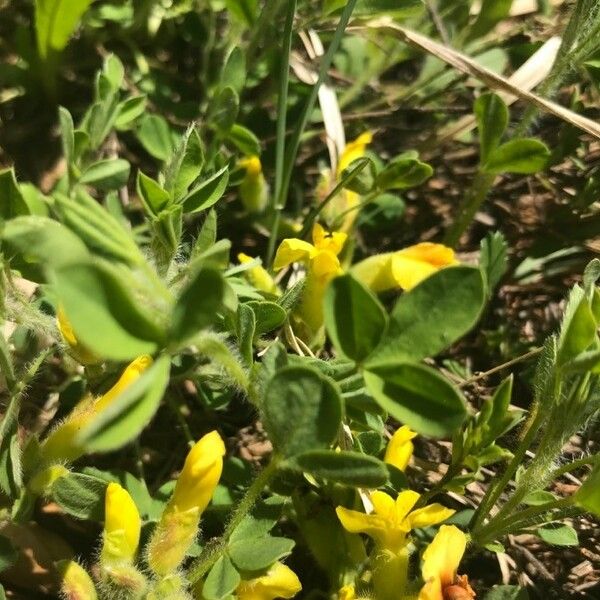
[474,496,574,545]
[470,408,545,535]
[187,457,281,584]
[444,171,495,247]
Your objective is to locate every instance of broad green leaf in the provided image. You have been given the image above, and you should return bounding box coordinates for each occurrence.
[557,287,597,366]
[203,555,240,600]
[230,497,285,543]
[376,157,433,190]
[192,209,218,257]
[77,355,171,452]
[537,524,578,546]
[137,171,171,215]
[182,166,229,213]
[0,169,29,222]
[366,266,485,365]
[137,114,177,161]
[51,472,107,520]
[575,461,600,517]
[79,158,130,191]
[35,0,93,59]
[247,301,287,336]
[228,536,294,571]
[209,86,239,133]
[475,93,508,164]
[341,157,376,195]
[483,139,550,174]
[364,362,467,437]
[522,491,557,506]
[289,450,388,487]
[53,261,164,360]
[115,96,147,130]
[171,268,225,344]
[221,47,246,94]
[263,366,342,457]
[324,274,388,363]
[227,124,261,156]
[467,0,513,42]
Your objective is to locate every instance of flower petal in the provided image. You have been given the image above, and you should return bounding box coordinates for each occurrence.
[237,562,302,600]
[394,490,421,522]
[408,504,455,530]
[338,131,373,175]
[350,252,396,292]
[273,238,316,270]
[335,506,388,545]
[312,223,347,255]
[391,243,457,290]
[421,525,467,591]
[384,426,417,472]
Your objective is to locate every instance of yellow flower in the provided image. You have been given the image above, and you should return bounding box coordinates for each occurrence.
[101,482,141,564]
[41,355,153,464]
[239,155,269,213]
[336,490,455,555]
[419,525,475,600]
[57,560,98,600]
[238,253,280,295]
[147,431,226,576]
[236,562,302,600]
[57,307,99,364]
[324,132,372,232]
[384,426,417,472]
[338,585,356,600]
[274,223,347,335]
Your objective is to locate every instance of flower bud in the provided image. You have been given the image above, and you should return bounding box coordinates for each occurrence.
[56,560,98,600]
[238,253,279,295]
[147,431,225,576]
[28,464,69,495]
[236,562,302,600]
[100,483,141,565]
[384,426,417,472]
[239,156,269,213]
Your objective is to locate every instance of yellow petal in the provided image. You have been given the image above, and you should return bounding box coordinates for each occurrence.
[171,430,226,513]
[57,560,98,600]
[408,504,455,530]
[338,585,355,600]
[392,243,457,291]
[57,307,99,365]
[350,253,396,293]
[310,250,342,279]
[239,155,262,176]
[236,562,302,600]
[338,131,373,175]
[370,491,397,520]
[335,506,388,546]
[273,238,316,270]
[102,482,141,563]
[421,525,467,594]
[384,426,417,472]
[394,490,421,522]
[96,355,153,412]
[238,253,279,295]
[312,223,347,255]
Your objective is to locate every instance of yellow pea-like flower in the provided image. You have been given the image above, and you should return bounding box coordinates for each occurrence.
[40,355,153,464]
[147,431,226,576]
[273,223,347,336]
[56,560,98,600]
[419,525,475,600]
[238,253,280,295]
[100,482,141,565]
[351,243,458,293]
[239,155,269,213]
[384,426,417,472]
[336,490,455,555]
[236,562,302,600]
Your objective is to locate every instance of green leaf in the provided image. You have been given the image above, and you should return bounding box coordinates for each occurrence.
[340,157,376,195]
[227,124,261,156]
[247,301,287,336]
[0,335,15,393]
[475,93,508,164]
[230,497,285,543]
[58,106,74,167]
[467,0,513,42]
[522,490,557,506]
[51,472,107,520]
[171,268,225,344]
[537,524,578,546]
[166,126,205,201]
[324,0,422,18]
[236,303,256,366]
[0,535,17,574]
[376,156,433,190]
[137,171,171,215]
[209,87,239,133]
[137,114,177,161]
[79,159,130,191]
[484,585,529,600]
[289,450,388,487]
[221,47,246,94]
[0,394,21,499]
[557,287,597,366]
[53,261,164,360]
[366,266,485,365]
[115,96,147,130]
[483,138,550,174]
[228,536,294,571]
[35,0,93,59]
[77,355,171,453]
[481,375,514,444]
[182,166,229,213]
[0,168,29,222]
[192,210,218,257]
[480,231,508,295]
[203,555,240,600]
[263,366,342,457]
[575,460,600,517]
[364,362,467,437]
[323,274,388,363]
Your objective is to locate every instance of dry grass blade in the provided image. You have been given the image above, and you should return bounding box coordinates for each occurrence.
[434,36,562,146]
[362,18,600,141]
